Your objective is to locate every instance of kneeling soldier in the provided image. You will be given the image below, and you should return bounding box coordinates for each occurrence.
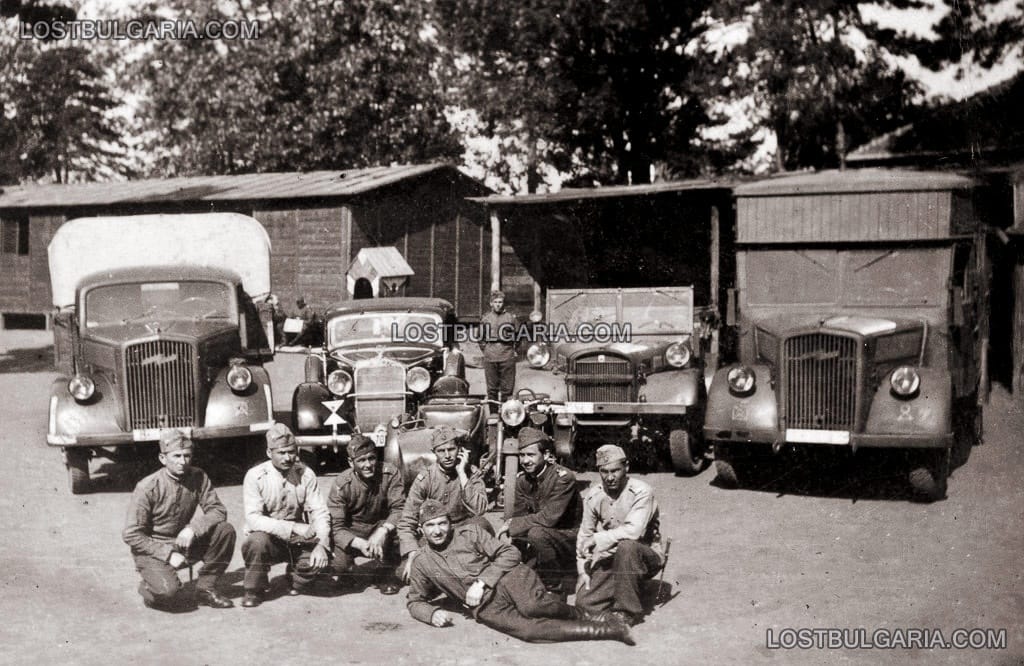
[327,435,405,594]
[408,499,634,644]
[241,423,331,607]
[398,425,492,582]
[123,429,235,610]
[575,445,665,626]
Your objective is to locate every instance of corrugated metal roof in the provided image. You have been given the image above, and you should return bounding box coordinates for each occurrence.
[735,169,975,197]
[0,164,451,208]
[468,177,736,205]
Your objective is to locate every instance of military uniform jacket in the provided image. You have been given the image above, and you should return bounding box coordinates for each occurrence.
[480,309,517,362]
[577,477,662,565]
[122,467,227,561]
[327,463,404,549]
[508,462,581,538]
[397,464,489,556]
[243,460,330,549]
[406,523,521,624]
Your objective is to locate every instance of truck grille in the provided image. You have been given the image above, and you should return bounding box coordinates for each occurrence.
[354,362,406,432]
[124,340,197,430]
[568,354,633,402]
[783,334,857,430]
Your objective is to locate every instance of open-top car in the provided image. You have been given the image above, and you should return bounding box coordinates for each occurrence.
[291,297,488,481]
[46,213,277,493]
[514,286,714,474]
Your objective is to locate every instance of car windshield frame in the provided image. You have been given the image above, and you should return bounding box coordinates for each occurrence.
[83,279,236,328]
[547,288,693,335]
[326,311,445,349]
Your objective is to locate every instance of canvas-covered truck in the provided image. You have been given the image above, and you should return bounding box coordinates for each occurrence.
[46,214,277,493]
[705,170,989,501]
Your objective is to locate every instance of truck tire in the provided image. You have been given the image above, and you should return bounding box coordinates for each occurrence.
[908,450,949,502]
[669,424,707,476]
[713,443,744,488]
[66,448,90,494]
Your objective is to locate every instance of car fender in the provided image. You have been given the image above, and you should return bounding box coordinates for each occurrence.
[48,372,124,440]
[205,365,273,427]
[514,366,567,402]
[704,364,778,432]
[865,367,951,437]
[642,368,703,407]
[292,382,333,432]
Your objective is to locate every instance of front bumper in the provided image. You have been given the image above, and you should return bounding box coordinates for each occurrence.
[704,426,952,450]
[551,401,690,416]
[47,420,275,447]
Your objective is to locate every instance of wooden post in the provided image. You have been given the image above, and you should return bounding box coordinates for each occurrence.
[710,205,720,309]
[1014,262,1024,396]
[489,207,501,293]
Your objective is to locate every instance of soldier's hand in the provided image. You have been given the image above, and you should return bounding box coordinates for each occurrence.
[577,535,596,557]
[168,552,187,569]
[495,520,510,540]
[465,580,487,607]
[292,522,315,540]
[430,610,454,627]
[352,537,373,558]
[367,527,388,559]
[175,526,196,551]
[309,544,329,571]
[456,447,470,474]
[577,572,591,592]
[402,552,418,583]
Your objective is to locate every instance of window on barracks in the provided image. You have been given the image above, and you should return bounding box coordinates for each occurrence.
[1,216,29,255]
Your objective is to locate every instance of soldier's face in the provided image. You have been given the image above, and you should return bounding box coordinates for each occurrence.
[599,460,628,493]
[490,296,504,313]
[268,444,298,472]
[351,451,378,479]
[519,443,545,474]
[159,448,193,478]
[434,442,458,470]
[421,516,452,546]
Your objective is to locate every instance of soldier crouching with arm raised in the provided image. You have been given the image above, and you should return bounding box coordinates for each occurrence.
[240,423,331,607]
[407,499,635,644]
[122,429,236,611]
[575,445,666,627]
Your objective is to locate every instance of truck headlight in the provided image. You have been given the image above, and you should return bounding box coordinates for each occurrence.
[68,375,95,401]
[665,341,692,368]
[890,366,920,397]
[529,310,544,323]
[327,369,353,396]
[407,366,431,393]
[500,399,526,426]
[227,363,253,392]
[726,365,756,396]
[526,343,550,368]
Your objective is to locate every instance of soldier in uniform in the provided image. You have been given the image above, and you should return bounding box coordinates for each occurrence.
[496,427,581,592]
[407,499,635,645]
[397,425,492,582]
[240,423,331,607]
[480,289,517,404]
[122,429,235,610]
[327,435,405,594]
[575,444,665,627]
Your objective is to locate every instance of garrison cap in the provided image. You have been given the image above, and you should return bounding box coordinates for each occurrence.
[418,499,450,524]
[595,444,627,467]
[348,434,376,460]
[265,422,297,450]
[489,290,505,301]
[159,429,192,453]
[431,425,461,450]
[517,426,549,451]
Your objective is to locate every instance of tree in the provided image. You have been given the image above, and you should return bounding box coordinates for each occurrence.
[128,0,461,176]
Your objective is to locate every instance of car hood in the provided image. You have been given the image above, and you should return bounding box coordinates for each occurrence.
[84,319,238,345]
[754,314,921,339]
[330,344,443,365]
[553,339,676,363]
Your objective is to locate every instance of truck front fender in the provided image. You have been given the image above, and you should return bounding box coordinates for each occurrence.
[865,367,951,437]
[48,373,124,442]
[205,365,274,428]
[292,382,334,432]
[704,364,778,434]
[641,368,703,407]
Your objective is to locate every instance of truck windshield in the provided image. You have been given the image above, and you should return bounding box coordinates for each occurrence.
[548,289,693,333]
[85,281,233,327]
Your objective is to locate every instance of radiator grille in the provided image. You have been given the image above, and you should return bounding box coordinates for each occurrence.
[568,355,633,402]
[354,363,406,431]
[124,340,197,430]
[783,334,857,430]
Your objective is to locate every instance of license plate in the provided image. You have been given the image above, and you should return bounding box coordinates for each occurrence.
[133,427,191,441]
[785,429,850,445]
[371,425,387,447]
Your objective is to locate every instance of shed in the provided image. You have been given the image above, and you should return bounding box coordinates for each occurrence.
[0,164,493,326]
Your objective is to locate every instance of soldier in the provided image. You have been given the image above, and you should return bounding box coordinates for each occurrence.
[575,445,666,627]
[240,423,331,607]
[123,429,236,610]
[480,289,517,404]
[397,425,492,582]
[407,499,634,645]
[496,427,581,592]
[327,435,405,594]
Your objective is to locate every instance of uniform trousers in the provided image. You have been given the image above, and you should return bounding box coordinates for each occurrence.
[132,522,236,603]
[514,525,577,586]
[476,563,585,642]
[484,359,516,402]
[242,531,323,592]
[575,540,662,616]
[332,521,401,581]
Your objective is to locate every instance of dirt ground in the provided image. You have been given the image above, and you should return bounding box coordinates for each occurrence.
[0,331,1021,665]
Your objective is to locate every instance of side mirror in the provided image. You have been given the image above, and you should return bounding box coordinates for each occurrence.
[726,288,738,327]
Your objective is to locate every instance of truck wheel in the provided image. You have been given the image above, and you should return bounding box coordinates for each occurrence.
[66,449,90,494]
[713,443,744,488]
[908,450,949,502]
[669,424,708,476]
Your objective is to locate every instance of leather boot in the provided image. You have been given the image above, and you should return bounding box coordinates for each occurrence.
[551,620,635,646]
